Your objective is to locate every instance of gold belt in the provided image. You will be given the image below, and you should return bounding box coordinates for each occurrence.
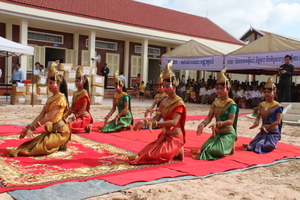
[215,125,233,133]
[162,128,181,135]
[45,120,66,133]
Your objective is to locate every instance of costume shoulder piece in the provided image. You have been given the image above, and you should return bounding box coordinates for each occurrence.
[260,101,280,109]
[213,98,235,107]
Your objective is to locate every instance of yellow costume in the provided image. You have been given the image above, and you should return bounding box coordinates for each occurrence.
[8,63,71,157]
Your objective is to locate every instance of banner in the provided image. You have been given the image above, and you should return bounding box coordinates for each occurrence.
[161,55,224,71]
[225,49,300,70]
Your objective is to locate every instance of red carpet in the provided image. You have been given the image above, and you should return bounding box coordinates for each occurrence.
[1,119,299,192]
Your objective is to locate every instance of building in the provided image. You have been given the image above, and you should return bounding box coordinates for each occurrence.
[0,0,244,87]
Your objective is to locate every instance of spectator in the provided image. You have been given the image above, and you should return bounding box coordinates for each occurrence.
[10,63,24,84]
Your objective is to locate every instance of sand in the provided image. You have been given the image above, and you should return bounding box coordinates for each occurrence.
[0,100,299,200]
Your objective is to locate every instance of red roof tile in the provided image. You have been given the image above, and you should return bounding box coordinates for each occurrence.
[2,0,243,45]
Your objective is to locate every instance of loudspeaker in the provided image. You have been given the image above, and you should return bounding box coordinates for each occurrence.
[91,54,101,63]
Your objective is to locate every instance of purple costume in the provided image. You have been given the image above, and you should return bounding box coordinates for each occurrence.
[247,102,283,154]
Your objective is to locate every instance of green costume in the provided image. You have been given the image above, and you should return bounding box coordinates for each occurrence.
[197,98,239,160]
[101,93,133,133]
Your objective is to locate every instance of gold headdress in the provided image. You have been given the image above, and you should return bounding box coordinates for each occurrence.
[114,70,124,87]
[161,60,179,86]
[76,66,84,79]
[48,61,63,82]
[264,75,277,90]
[157,74,163,84]
[217,67,231,89]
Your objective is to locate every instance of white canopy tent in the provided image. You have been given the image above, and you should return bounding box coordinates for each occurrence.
[225,33,300,71]
[0,36,34,57]
[161,40,225,71]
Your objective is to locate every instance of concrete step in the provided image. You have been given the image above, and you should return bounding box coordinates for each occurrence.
[292,103,300,110]
[287,109,300,115]
[282,113,300,122]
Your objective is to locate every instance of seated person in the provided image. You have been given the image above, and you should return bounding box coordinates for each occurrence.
[196,68,238,160]
[99,71,133,133]
[246,75,283,154]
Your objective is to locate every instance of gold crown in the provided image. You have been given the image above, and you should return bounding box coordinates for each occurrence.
[114,70,124,87]
[48,61,63,82]
[217,67,231,88]
[264,75,277,90]
[161,60,179,86]
[76,66,85,79]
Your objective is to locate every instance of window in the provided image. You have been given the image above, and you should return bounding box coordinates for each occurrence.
[86,39,117,50]
[28,31,63,44]
[134,46,160,56]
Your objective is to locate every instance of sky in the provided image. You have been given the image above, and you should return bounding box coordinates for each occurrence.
[135,0,300,40]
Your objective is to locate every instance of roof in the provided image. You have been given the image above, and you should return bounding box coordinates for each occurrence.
[239,27,268,41]
[229,33,300,54]
[1,0,243,45]
[0,36,34,57]
[163,39,223,57]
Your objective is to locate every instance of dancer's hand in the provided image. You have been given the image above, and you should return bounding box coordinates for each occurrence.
[20,128,34,139]
[104,116,109,124]
[133,120,144,131]
[209,123,216,137]
[196,123,204,136]
[66,113,76,124]
[260,125,268,132]
[114,115,120,125]
[144,110,149,118]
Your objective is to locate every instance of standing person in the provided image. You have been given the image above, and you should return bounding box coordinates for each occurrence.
[139,81,145,101]
[131,61,186,164]
[10,63,24,84]
[119,71,127,92]
[33,62,41,75]
[180,75,185,84]
[39,65,46,76]
[278,55,294,102]
[67,66,93,133]
[6,62,71,157]
[196,68,239,160]
[136,73,141,87]
[101,63,109,89]
[99,71,133,133]
[246,75,283,154]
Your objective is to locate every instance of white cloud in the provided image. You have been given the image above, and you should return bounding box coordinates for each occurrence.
[135,0,300,39]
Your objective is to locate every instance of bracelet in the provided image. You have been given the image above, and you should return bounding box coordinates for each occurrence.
[26,124,36,131]
[200,120,208,127]
[149,119,158,128]
[37,121,42,127]
[156,111,162,115]
[143,119,149,126]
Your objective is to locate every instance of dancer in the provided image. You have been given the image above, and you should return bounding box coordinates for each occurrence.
[196,68,239,160]
[7,62,71,157]
[131,61,186,164]
[67,66,93,133]
[144,75,168,118]
[246,75,283,154]
[99,71,133,133]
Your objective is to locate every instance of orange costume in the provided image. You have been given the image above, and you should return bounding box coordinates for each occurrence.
[131,61,186,164]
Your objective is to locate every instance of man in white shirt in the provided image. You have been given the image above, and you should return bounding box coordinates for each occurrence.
[33,62,41,75]
[250,85,261,108]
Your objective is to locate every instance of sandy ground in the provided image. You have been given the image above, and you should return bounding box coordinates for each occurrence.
[0,98,300,200]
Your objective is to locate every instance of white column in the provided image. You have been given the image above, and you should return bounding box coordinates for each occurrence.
[20,19,28,80]
[124,40,130,88]
[73,32,79,65]
[88,30,96,67]
[166,46,171,52]
[5,22,13,83]
[141,39,148,83]
[200,71,204,80]
[185,70,189,81]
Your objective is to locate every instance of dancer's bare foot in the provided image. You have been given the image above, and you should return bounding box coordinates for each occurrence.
[59,142,68,151]
[174,147,184,161]
[85,124,92,133]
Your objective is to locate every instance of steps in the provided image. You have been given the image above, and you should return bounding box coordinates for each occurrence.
[282,103,300,124]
